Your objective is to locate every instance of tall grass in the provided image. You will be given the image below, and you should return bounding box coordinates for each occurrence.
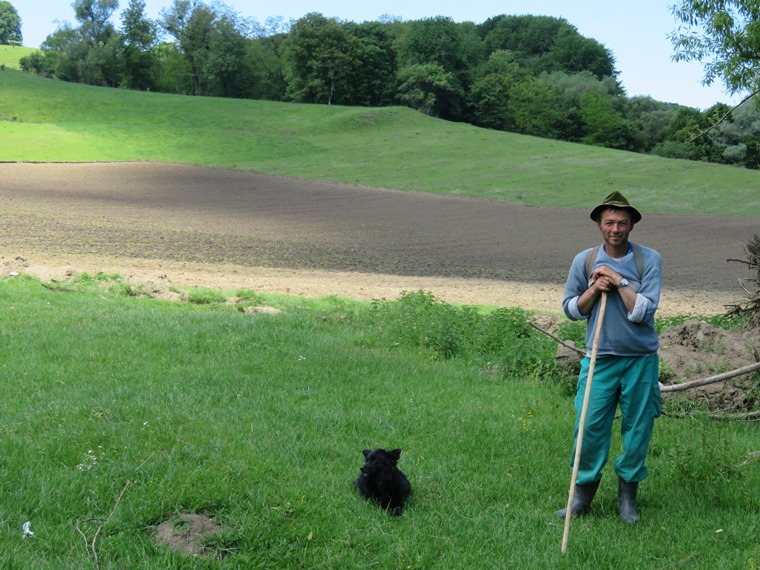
[1,69,759,217]
[0,275,757,568]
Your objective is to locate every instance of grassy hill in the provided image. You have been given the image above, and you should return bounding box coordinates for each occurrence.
[0,45,35,69]
[1,67,759,217]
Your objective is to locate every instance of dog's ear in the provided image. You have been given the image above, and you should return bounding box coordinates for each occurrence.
[389,449,402,461]
[362,449,372,459]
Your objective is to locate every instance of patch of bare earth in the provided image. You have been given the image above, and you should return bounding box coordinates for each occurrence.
[659,320,759,412]
[154,513,224,558]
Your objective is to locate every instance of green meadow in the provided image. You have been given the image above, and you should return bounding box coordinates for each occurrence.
[0,65,758,568]
[1,66,759,217]
[0,275,757,568]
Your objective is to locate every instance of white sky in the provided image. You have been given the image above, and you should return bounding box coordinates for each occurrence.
[16,0,741,110]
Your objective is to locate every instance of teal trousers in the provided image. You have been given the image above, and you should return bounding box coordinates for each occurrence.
[570,353,661,484]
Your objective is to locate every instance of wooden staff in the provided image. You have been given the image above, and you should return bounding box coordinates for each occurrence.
[562,292,607,554]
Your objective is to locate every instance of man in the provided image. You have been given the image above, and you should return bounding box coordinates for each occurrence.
[557,191,662,524]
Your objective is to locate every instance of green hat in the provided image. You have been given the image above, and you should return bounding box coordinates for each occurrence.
[590,191,641,224]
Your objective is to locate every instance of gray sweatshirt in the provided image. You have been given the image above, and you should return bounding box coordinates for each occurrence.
[562,242,662,356]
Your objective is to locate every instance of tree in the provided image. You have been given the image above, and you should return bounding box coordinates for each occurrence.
[72,0,121,86]
[481,15,616,80]
[19,50,44,73]
[244,32,287,100]
[482,15,567,61]
[670,1,760,100]
[120,0,159,90]
[397,16,469,117]
[154,41,192,93]
[282,13,361,105]
[706,102,760,167]
[469,50,530,130]
[539,30,618,81]
[0,0,21,45]
[651,106,712,160]
[469,72,512,130]
[578,92,634,149]
[396,62,460,117]
[343,21,397,106]
[74,0,119,47]
[33,25,80,79]
[203,12,247,97]
[160,0,216,96]
[399,16,466,72]
[623,96,679,153]
[508,79,562,138]
[540,70,621,142]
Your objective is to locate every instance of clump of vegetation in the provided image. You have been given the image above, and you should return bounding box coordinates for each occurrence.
[186,287,228,305]
[726,234,760,329]
[361,290,561,381]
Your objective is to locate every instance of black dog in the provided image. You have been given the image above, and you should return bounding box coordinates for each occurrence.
[355,448,411,516]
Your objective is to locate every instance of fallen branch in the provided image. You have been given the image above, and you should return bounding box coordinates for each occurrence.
[529,322,585,356]
[661,361,760,393]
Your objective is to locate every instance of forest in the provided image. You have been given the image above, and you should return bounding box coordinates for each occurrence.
[6,0,760,168]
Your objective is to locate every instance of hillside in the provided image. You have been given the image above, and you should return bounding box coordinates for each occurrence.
[1,67,759,217]
[0,44,34,69]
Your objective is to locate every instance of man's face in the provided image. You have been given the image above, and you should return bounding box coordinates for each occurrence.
[598,208,633,249]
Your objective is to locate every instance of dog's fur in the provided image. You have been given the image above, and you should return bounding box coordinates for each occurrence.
[354,448,411,516]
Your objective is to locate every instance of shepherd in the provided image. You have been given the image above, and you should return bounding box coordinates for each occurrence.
[557,191,663,524]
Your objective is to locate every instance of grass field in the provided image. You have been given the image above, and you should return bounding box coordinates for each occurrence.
[1,67,759,217]
[1,55,759,568]
[0,275,757,568]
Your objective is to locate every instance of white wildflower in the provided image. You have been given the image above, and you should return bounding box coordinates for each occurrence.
[76,448,101,471]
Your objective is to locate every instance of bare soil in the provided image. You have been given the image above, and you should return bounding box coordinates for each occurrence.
[1,162,758,410]
[1,162,756,316]
[154,513,224,558]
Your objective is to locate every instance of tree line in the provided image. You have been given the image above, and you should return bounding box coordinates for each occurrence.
[8,0,760,169]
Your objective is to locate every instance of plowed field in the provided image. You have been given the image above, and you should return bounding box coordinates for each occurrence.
[1,162,756,316]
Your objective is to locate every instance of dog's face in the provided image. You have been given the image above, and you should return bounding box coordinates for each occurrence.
[360,448,401,478]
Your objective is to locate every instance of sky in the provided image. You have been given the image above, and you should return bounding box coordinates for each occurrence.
[16,0,742,110]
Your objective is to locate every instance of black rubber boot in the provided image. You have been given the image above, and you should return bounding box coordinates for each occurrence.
[555,481,600,517]
[617,477,640,524]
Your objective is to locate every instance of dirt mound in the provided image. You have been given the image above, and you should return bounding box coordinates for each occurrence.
[659,320,759,411]
[154,513,224,558]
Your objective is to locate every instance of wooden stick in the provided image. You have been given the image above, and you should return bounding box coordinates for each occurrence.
[661,361,760,393]
[562,292,607,554]
[529,322,586,356]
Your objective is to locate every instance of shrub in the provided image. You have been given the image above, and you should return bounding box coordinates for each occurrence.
[363,290,559,380]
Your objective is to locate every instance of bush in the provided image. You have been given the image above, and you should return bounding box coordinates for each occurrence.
[363,290,560,380]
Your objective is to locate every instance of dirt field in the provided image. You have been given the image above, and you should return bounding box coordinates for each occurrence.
[0,162,757,316]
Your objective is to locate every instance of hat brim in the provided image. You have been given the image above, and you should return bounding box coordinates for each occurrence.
[590,204,641,224]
